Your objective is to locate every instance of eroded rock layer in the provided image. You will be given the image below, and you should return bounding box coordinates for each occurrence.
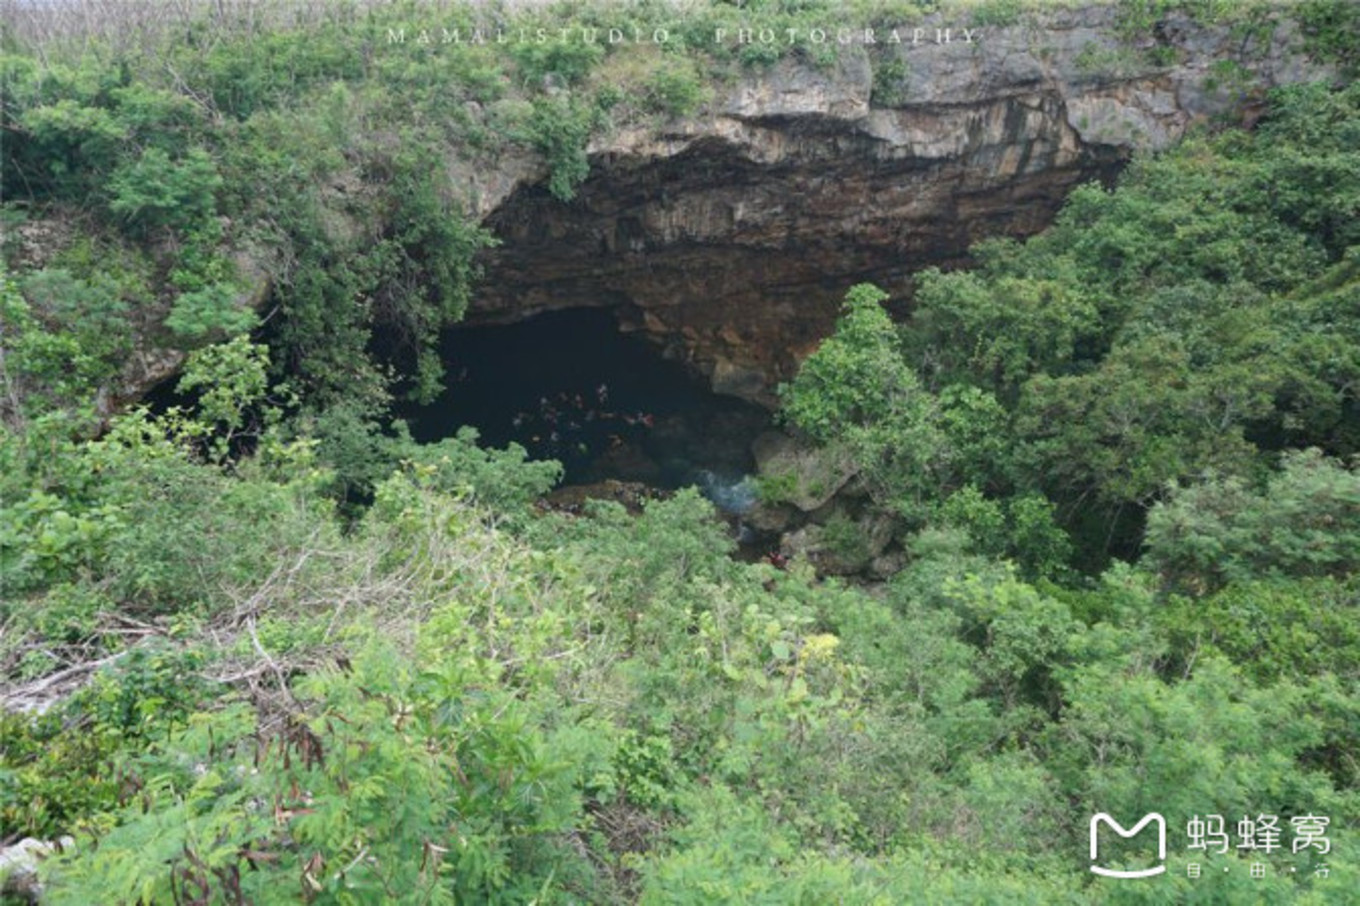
[459,5,1331,405]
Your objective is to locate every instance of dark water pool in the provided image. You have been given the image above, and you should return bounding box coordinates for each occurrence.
[395,308,771,495]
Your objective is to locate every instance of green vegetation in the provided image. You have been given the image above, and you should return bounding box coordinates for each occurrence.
[1298,0,1360,74]
[0,0,1350,422]
[2,1,1359,903]
[781,80,1360,571]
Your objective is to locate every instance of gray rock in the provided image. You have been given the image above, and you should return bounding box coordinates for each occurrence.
[0,837,73,903]
[722,53,873,121]
[709,356,769,403]
[751,431,859,513]
[745,500,798,534]
[778,508,896,575]
[870,550,908,580]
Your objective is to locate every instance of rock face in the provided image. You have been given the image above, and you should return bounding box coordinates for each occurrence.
[0,837,73,903]
[750,431,858,514]
[460,6,1333,406]
[16,6,1332,415]
[9,218,275,422]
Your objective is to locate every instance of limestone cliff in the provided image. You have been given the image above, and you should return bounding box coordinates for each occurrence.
[453,5,1332,406]
[12,4,1335,412]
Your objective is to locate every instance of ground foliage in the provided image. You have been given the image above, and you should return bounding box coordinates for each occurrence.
[1,1,1359,904]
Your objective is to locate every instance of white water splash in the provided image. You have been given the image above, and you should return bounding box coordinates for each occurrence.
[694,470,758,515]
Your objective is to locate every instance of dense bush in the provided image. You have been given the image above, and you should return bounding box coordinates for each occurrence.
[1,4,1359,904]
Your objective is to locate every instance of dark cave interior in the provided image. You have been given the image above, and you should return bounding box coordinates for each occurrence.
[396,307,772,496]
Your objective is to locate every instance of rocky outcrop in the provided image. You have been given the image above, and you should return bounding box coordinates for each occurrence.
[745,430,904,576]
[8,217,274,420]
[10,6,1334,414]
[460,5,1333,406]
[0,837,73,903]
[750,430,858,515]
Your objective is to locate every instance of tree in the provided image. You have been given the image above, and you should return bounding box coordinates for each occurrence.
[1144,448,1360,592]
[779,283,945,522]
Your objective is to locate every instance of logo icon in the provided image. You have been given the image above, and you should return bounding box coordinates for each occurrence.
[1090,813,1167,879]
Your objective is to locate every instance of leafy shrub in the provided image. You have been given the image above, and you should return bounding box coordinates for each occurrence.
[176,336,274,437]
[1,645,209,840]
[820,511,873,568]
[1158,577,1360,684]
[2,266,126,420]
[42,653,590,904]
[16,99,128,197]
[38,477,607,904]
[528,93,600,201]
[969,0,1025,27]
[1144,448,1360,591]
[779,283,949,522]
[164,283,256,343]
[755,470,798,505]
[510,33,606,88]
[0,708,123,840]
[399,425,563,513]
[0,489,121,592]
[779,284,916,443]
[639,56,707,117]
[870,55,909,106]
[68,410,336,615]
[106,147,222,236]
[1299,0,1360,74]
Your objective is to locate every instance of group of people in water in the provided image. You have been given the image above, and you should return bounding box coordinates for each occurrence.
[508,383,658,460]
[446,365,793,565]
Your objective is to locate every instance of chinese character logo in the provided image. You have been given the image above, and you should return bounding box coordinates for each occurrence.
[1187,814,1230,854]
[1237,814,1282,852]
[1090,813,1167,879]
[1291,815,1331,854]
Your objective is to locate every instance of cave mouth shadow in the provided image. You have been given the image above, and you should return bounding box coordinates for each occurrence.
[396,307,772,493]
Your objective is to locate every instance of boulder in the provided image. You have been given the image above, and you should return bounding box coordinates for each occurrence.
[751,431,859,513]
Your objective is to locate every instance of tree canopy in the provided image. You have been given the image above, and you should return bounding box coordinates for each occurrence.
[2,2,1359,903]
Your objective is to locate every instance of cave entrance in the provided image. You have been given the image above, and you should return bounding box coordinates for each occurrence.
[397,308,771,498]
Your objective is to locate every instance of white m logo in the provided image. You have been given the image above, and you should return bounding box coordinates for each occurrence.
[1090,812,1166,879]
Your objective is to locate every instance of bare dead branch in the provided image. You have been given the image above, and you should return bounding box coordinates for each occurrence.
[1,650,128,713]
